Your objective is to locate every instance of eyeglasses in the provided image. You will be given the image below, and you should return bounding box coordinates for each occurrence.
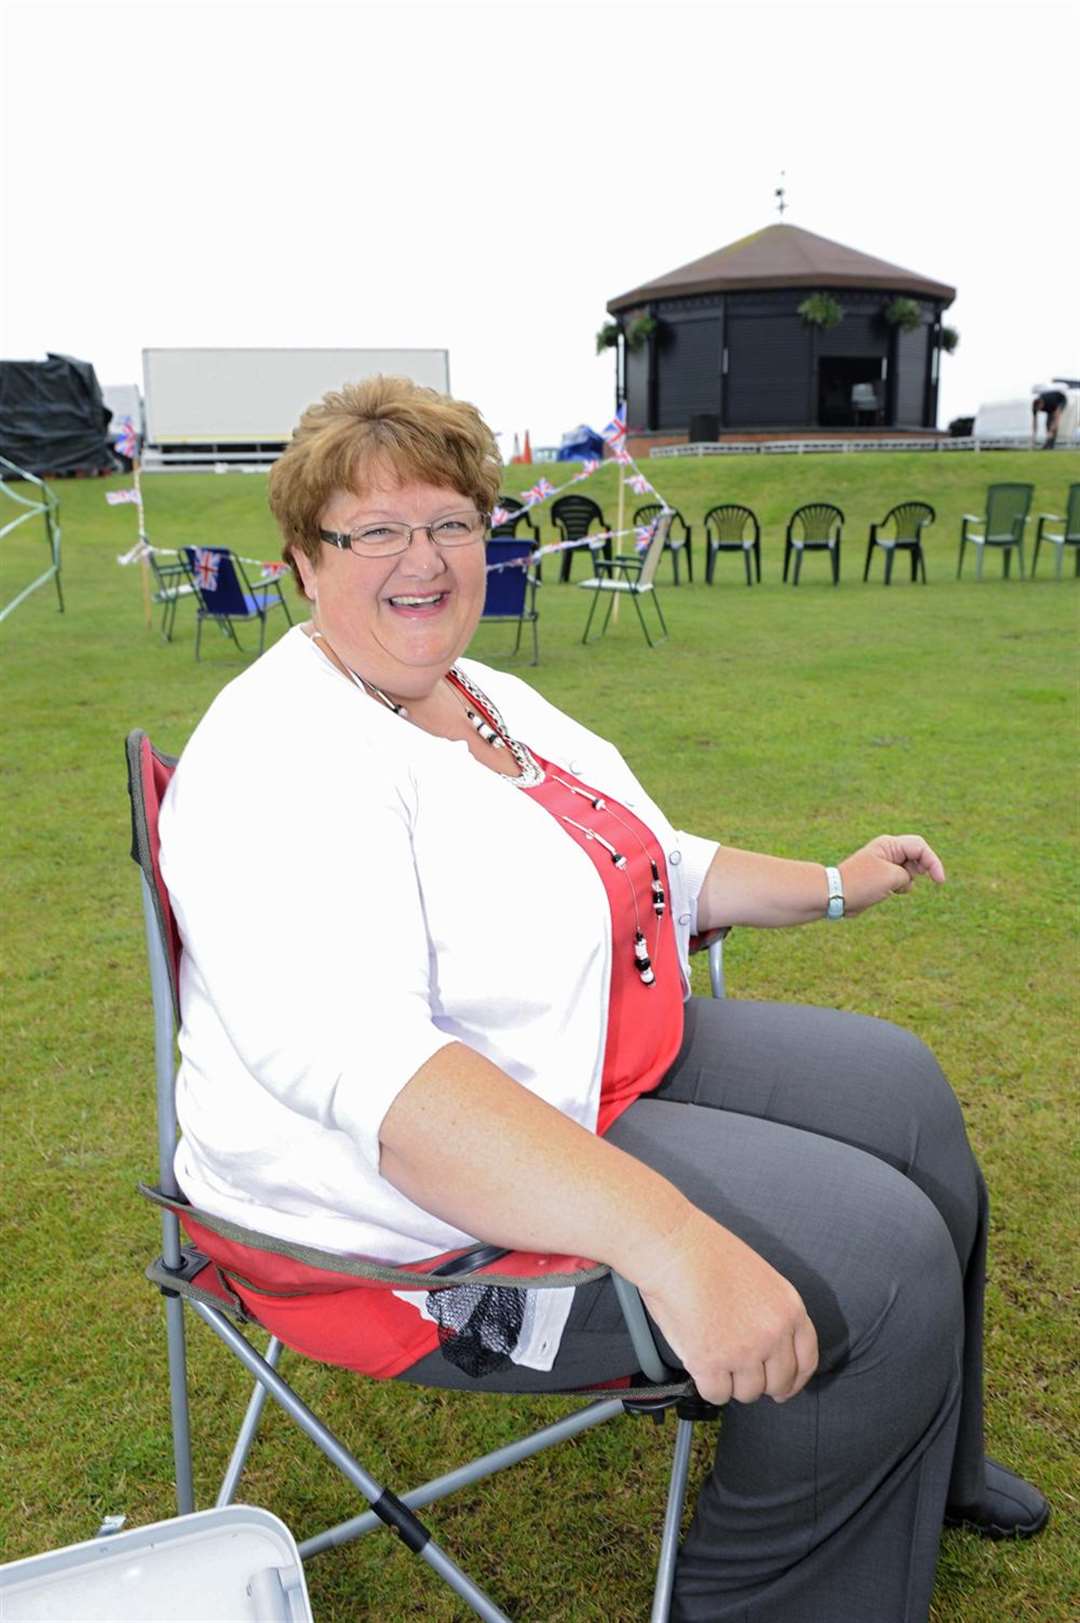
[319,510,488,559]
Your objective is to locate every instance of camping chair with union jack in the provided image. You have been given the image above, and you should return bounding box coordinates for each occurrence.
[125,730,729,1622]
[180,546,293,660]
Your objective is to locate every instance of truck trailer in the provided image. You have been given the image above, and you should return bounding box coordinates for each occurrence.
[142,348,450,467]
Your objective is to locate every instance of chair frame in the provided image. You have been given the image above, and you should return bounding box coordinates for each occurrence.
[148,553,195,641]
[703,505,762,586]
[180,547,294,659]
[863,502,935,585]
[478,537,541,665]
[633,503,694,585]
[1032,484,1080,578]
[579,515,671,647]
[783,504,844,586]
[126,731,726,1622]
[956,483,1034,580]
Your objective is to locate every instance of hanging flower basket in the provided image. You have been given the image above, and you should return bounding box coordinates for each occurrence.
[941,326,960,354]
[595,321,620,356]
[797,294,843,331]
[625,315,658,353]
[884,297,922,333]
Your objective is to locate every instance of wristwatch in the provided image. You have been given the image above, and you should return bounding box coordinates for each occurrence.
[824,865,845,920]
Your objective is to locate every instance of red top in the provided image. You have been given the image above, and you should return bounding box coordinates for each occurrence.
[183,746,684,1378]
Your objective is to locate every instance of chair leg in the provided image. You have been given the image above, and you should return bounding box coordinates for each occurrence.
[216,1337,283,1508]
[976,544,984,581]
[650,1417,697,1623]
[863,541,873,582]
[652,590,668,643]
[1003,547,1011,580]
[194,615,204,661]
[631,590,655,648]
[165,1294,195,1515]
[884,548,894,586]
[1016,542,1026,579]
[793,548,802,585]
[686,539,694,583]
[783,541,791,582]
[530,616,539,666]
[832,542,840,586]
[1032,535,1042,576]
[705,543,714,585]
[754,541,761,583]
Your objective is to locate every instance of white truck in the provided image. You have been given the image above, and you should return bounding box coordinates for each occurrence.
[141,348,450,466]
[973,380,1079,447]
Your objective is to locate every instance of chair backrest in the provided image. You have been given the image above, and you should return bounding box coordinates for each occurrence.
[481,539,532,616]
[551,494,605,541]
[880,501,935,541]
[704,504,759,543]
[1065,483,1080,539]
[489,497,536,540]
[984,483,1034,539]
[851,382,879,409]
[181,546,252,617]
[125,731,182,1023]
[637,511,673,588]
[789,503,843,542]
[633,502,686,541]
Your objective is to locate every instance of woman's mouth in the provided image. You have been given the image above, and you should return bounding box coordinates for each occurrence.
[386,591,449,614]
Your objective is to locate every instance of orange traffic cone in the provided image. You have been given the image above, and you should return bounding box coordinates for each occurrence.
[510,433,521,464]
[522,430,533,465]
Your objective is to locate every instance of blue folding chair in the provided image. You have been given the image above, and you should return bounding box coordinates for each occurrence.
[180,546,293,660]
[479,538,540,664]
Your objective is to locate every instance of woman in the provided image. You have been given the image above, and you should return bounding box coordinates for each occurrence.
[159,376,1046,1621]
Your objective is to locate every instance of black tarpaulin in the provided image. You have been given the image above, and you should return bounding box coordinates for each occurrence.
[0,353,118,476]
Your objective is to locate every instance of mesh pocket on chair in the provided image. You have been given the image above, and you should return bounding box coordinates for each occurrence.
[427,1282,525,1377]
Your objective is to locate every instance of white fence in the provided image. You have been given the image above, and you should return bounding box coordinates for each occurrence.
[650,437,1079,459]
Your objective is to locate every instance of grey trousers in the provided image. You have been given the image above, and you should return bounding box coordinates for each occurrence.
[402,999,988,1623]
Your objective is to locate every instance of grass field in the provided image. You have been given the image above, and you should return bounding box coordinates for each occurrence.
[1,450,1077,1620]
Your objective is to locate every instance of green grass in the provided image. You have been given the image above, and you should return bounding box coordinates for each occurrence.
[1,452,1078,1619]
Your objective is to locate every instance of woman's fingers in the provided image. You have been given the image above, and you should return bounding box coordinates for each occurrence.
[794,1318,820,1392]
[732,1361,769,1404]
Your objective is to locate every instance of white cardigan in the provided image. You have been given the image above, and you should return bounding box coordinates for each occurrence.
[160,628,718,1278]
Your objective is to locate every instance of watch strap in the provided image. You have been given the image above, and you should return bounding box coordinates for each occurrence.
[824,865,845,920]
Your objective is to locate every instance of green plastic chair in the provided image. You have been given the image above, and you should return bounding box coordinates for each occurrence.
[1033,484,1080,578]
[864,503,935,585]
[957,484,1034,580]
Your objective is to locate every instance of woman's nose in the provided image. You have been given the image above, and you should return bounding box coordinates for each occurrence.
[399,525,447,575]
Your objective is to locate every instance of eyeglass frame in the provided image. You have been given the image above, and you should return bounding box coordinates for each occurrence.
[318,509,490,559]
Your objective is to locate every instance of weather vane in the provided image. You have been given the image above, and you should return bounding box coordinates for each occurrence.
[775,172,787,217]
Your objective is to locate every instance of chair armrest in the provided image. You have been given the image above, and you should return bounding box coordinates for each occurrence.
[962,514,983,522]
[1038,512,1064,521]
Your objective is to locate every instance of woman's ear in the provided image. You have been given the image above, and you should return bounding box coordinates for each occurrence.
[291,545,318,602]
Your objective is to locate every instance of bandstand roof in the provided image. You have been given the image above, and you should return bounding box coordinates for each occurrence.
[608,223,955,312]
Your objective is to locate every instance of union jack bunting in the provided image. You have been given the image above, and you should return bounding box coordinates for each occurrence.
[105,488,139,506]
[114,417,138,458]
[612,447,632,466]
[490,505,509,527]
[575,459,600,479]
[635,522,657,551]
[522,477,555,508]
[601,403,627,447]
[259,562,287,578]
[193,547,222,590]
[628,473,652,495]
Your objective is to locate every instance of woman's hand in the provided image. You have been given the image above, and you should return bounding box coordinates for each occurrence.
[633,1206,818,1406]
[838,834,946,918]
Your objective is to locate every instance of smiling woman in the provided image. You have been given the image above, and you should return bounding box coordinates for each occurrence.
[155,374,1047,1623]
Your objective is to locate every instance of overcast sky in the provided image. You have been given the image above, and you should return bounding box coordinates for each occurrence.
[2,0,1076,454]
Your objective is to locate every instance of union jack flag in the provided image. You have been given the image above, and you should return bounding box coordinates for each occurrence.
[490,505,509,527]
[114,416,138,459]
[258,562,288,578]
[522,477,554,508]
[105,488,139,506]
[193,547,221,590]
[601,403,627,448]
[635,522,657,551]
[612,447,632,466]
[575,458,600,480]
[628,473,651,495]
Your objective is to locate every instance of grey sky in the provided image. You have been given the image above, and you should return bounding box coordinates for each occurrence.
[2,0,1076,455]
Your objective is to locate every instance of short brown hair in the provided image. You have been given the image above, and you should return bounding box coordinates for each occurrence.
[268,375,501,590]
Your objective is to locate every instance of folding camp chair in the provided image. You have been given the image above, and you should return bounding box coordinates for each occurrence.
[180,546,293,659]
[125,731,726,1622]
[579,513,672,647]
[148,553,194,642]
[633,504,694,585]
[479,538,541,664]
